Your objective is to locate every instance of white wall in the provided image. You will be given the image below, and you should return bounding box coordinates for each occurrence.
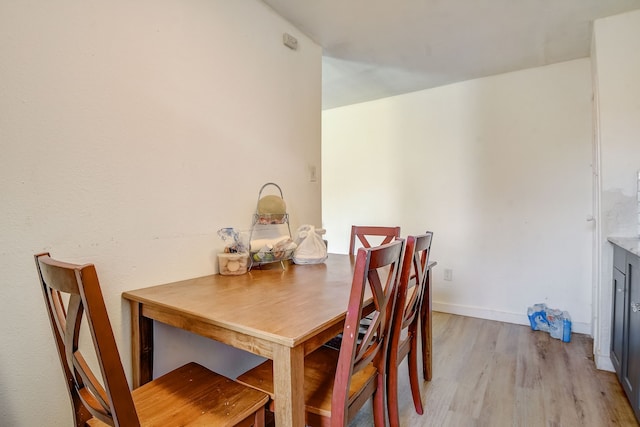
[0,1,321,425]
[592,9,640,370]
[323,59,593,332]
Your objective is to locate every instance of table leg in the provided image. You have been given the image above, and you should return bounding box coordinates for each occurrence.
[129,301,154,388]
[272,344,305,427]
[421,268,433,381]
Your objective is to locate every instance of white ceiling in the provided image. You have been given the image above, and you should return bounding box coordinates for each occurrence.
[262,0,640,109]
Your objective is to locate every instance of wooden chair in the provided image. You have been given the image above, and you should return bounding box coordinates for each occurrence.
[349,225,401,255]
[323,226,402,351]
[386,232,433,426]
[237,240,405,426]
[34,252,269,427]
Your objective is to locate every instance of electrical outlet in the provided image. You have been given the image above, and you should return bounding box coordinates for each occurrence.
[444,269,453,281]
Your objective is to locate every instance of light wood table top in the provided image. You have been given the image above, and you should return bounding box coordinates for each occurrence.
[122,253,435,427]
[123,254,357,427]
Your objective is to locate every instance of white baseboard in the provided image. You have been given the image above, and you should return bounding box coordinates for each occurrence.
[432,301,592,335]
[595,353,615,372]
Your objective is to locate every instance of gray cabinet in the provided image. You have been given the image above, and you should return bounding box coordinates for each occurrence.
[611,244,640,421]
[612,260,625,376]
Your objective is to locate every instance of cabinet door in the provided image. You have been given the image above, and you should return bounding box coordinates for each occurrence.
[612,266,626,378]
[624,254,640,420]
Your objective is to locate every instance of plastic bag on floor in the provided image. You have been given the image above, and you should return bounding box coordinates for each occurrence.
[527,303,572,343]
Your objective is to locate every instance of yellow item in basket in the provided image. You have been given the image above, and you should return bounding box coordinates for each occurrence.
[257,195,286,223]
[257,195,286,214]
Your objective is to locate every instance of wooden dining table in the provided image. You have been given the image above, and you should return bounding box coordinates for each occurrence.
[122,253,435,427]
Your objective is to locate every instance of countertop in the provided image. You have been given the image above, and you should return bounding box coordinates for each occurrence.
[608,236,640,257]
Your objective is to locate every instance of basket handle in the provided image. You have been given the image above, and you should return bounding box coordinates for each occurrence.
[257,182,284,199]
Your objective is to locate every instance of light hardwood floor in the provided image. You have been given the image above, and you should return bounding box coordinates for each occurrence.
[349,312,638,426]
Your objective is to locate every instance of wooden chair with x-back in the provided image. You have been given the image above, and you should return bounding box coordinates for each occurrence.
[386,232,433,426]
[34,252,269,427]
[237,240,405,426]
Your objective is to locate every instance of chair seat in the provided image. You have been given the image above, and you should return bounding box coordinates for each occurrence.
[237,346,377,419]
[87,362,268,427]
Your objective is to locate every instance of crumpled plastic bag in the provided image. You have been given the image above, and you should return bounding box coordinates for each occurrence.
[292,225,327,265]
[527,303,572,342]
[217,227,248,253]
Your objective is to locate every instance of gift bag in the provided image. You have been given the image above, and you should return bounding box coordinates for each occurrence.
[293,225,327,265]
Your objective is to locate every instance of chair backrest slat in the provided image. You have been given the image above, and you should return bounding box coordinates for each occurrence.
[35,252,140,427]
[331,239,404,425]
[390,231,434,359]
[349,225,401,255]
[404,233,433,327]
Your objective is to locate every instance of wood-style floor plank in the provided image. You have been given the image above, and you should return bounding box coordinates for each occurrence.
[348,312,638,426]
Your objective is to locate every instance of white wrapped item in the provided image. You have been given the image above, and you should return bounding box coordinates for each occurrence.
[293,225,327,265]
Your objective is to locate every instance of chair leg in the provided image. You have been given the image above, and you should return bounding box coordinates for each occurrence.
[421,271,433,381]
[373,373,388,427]
[387,363,400,427]
[254,405,265,427]
[408,334,424,415]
